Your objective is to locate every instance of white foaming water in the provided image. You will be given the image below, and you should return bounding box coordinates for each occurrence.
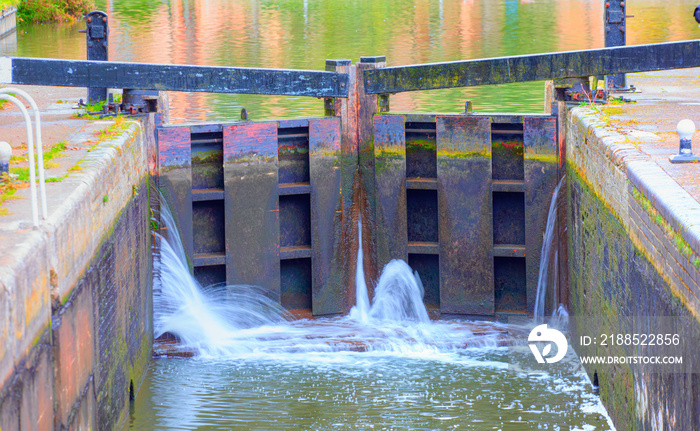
[147,201,615,431]
[153,203,506,360]
[367,261,430,323]
[534,177,566,318]
[349,214,429,324]
[153,204,290,356]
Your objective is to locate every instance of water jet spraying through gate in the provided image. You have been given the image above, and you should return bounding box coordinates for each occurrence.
[349,215,430,324]
[153,198,506,359]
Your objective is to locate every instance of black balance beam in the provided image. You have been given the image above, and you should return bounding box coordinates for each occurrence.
[363,40,700,94]
[0,57,349,98]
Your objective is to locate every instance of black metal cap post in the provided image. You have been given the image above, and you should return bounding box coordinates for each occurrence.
[86,11,109,103]
[0,141,10,177]
[360,56,386,64]
[325,59,352,70]
[605,0,631,91]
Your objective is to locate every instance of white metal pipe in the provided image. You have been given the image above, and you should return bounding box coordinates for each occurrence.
[0,94,38,228]
[0,88,47,219]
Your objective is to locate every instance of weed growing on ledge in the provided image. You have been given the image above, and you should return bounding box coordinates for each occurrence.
[73,94,124,119]
[0,172,25,215]
[9,140,69,181]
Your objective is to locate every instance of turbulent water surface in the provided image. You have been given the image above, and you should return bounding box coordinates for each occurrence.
[129,202,615,430]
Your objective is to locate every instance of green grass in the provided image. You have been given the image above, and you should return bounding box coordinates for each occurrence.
[43,140,66,160]
[7,140,69,182]
[74,93,123,118]
[0,173,21,215]
[10,140,68,164]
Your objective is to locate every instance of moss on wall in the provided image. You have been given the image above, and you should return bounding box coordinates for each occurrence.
[568,164,700,430]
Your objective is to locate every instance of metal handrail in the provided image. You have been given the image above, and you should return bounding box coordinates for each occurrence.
[0,88,47,219]
[0,93,44,228]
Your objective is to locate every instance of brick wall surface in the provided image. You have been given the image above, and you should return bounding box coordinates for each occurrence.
[567,107,700,430]
[0,113,156,430]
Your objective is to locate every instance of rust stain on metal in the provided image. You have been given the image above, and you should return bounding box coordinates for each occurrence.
[223,122,280,299]
[374,115,407,270]
[310,118,344,315]
[437,116,494,316]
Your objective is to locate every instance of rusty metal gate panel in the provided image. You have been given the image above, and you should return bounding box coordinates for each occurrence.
[524,116,558,314]
[373,115,408,270]
[223,122,280,298]
[154,112,558,317]
[309,118,343,315]
[157,126,193,265]
[437,116,494,316]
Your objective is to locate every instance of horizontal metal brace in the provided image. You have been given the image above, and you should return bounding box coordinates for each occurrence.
[0,57,349,98]
[363,40,700,94]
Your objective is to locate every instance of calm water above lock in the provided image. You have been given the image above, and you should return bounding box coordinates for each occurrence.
[8,0,700,123]
[10,1,700,429]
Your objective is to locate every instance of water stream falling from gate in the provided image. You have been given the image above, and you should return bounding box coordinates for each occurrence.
[534,177,566,319]
[152,198,512,359]
[154,173,572,359]
[349,214,370,323]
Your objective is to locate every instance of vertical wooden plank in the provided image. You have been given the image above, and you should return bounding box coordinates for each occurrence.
[524,116,558,314]
[309,118,343,315]
[374,115,407,270]
[157,126,193,266]
[332,62,360,314]
[356,61,384,295]
[437,116,493,315]
[556,102,569,310]
[223,123,280,299]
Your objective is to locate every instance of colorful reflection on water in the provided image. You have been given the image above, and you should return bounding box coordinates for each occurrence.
[7,0,700,122]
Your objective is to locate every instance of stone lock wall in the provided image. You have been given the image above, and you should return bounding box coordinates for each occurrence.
[0,115,156,430]
[566,107,700,430]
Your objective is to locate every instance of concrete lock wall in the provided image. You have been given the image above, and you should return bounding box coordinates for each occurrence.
[0,112,157,430]
[566,107,700,430]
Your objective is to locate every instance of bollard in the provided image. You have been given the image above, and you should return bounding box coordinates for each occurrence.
[0,141,10,177]
[464,100,473,113]
[669,119,699,163]
[85,11,109,103]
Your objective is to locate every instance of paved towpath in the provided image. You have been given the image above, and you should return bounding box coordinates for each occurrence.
[599,68,700,201]
[0,85,117,230]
